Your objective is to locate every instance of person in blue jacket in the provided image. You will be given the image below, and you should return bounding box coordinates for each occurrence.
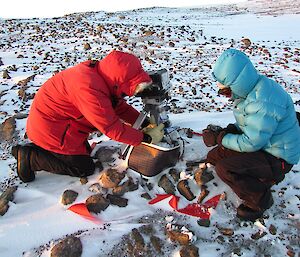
[202,48,300,221]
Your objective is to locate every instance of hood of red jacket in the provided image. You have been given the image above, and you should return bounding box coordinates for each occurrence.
[97,50,152,97]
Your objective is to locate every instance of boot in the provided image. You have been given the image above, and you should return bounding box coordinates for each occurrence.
[237,193,274,221]
[17,145,35,182]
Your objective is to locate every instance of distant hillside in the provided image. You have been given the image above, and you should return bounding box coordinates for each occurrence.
[239,0,300,15]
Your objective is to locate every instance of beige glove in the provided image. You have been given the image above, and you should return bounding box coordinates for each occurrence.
[143,123,165,144]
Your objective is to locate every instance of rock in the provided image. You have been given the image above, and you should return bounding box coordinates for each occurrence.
[166,230,190,245]
[0,186,18,215]
[241,38,251,48]
[98,169,125,188]
[88,183,108,194]
[169,41,175,47]
[194,168,214,186]
[50,236,82,257]
[177,180,195,201]
[0,117,16,142]
[17,74,35,87]
[112,177,138,196]
[0,186,17,202]
[251,231,267,240]
[268,224,277,235]
[219,227,234,236]
[139,224,155,235]
[150,235,163,253]
[141,193,152,200]
[79,177,88,185]
[3,70,11,79]
[0,200,9,216]
[197,185,209,203]
[83,42,91,50]
[61,190,78,205]
[197,219,210,227]
[179,244,199,257]
[85,194,110,214]
[106,194,128,207]
[158,174,175,194]
[169,168,180,182]
[131,228,145,250]
[95,146,117,162]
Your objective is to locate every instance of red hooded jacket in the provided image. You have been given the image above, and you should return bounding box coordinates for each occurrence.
[26,51,152,155]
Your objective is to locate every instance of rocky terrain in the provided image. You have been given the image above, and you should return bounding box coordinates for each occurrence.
[0,1,299,257]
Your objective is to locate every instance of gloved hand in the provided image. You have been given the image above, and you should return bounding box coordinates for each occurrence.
[143,123,165,144]
[216,130,226,145]
[202,124,223,147]
[224,123,240,134]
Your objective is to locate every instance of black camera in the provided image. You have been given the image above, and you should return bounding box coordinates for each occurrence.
[135,69,170,99]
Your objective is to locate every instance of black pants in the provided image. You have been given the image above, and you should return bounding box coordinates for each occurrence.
[206,145,292,210]
[28,143,95,177]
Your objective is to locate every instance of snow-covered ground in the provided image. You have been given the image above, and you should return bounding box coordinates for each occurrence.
[0,2,299,257]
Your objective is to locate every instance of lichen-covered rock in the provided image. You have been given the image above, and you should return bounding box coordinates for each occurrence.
[177,180,195,201]
[85,194,110,214]
[0,186,17,216]
[131,228,145,250]
[112,177,138,196]
[158,174,175,195]
[99,169,125,188]
[106,194,128,207]
[50,236,82,257]
[61,190,78,205]
[179,244,199,257]
[0,117,16,142]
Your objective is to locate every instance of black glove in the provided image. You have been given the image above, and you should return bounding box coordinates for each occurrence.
[224,123,241,134]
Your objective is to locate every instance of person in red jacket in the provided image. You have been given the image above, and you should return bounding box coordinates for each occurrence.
[12,50,165,182]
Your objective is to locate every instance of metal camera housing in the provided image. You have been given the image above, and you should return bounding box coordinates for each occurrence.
[135,69,170,100]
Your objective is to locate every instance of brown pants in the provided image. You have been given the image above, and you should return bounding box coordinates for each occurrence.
[206,145,292,210]
[28,143,95,177]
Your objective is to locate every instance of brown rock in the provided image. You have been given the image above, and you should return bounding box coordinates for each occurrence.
[106,194,128,207]
[95,146,117,162]
[112,177,138,196]
[166,230,190,245]
[251,231,267,240]
[194,169,214,186]
[177,180,195,201]
[197,185,209,203]
[83,42,91,50]
[99,169,125,188]
[241,38,251,48]
[179,244,199,257]
[2,70,11,79]
[85,194,109,214]
[169,168,180,182]
[50,236,82,257]
[61,190,78,205]
[158,175,175,194]
[197,219,210,227]
[150,235,163,253]
[80,177,88,185]
[219,227,234,236]
[269,224,277,235]
[0,117,16,141]
[131,228,145,250]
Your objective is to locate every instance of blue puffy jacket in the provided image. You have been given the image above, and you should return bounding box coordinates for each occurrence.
[212,49,300,164]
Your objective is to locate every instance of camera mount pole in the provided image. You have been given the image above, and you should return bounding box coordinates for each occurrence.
[119,109,149,159]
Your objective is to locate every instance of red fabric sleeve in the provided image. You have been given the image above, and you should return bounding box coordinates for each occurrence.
[114,99,140,125]
[72,86,143,146]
